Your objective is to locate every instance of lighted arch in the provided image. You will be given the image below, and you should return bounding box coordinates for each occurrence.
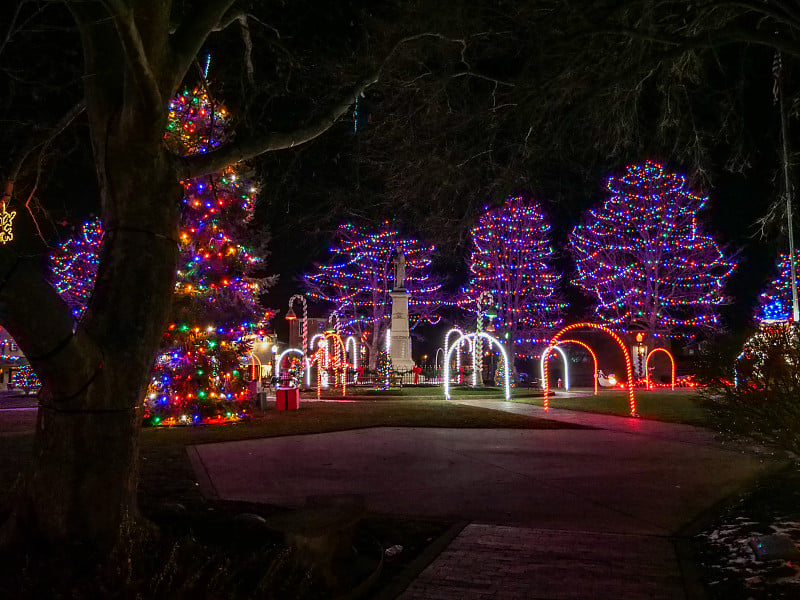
[539,346,570,391]
[309,333,326,352]
[345,335,359,370]
[322,332,348,396]
[444,328,466,383]
[545,323,636,416]
[245,352,263,380]
[645,348,675,391]
[434,347,445,370]
[444,332,510,400]
[559,339,599,395]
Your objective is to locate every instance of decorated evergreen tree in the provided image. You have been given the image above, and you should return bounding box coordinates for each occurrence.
[375,347,392,390]
[304,222,446,369]
[12,364,40,394]
[494,359,514,388]
[758,250,800,322]
[461,195,566,362]
[568,161,736,342]
[50,87,272,425]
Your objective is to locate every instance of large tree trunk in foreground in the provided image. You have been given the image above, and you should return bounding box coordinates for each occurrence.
[0,0,378,553]
[1,135,181,548]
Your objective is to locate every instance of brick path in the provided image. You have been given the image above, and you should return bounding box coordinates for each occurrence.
[399,524,685,600]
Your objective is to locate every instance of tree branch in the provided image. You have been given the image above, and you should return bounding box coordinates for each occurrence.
[101,0,164,108]
[178,73,379,178]
[0,255,100,399]
[593,22,800,58]
[5,101,86,187]
[169,0,236,90]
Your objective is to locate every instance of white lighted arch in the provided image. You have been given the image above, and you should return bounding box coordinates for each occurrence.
[434,347,444,370]
[444,328,464,360]
[444,328,465,382]
[539,345,570,391]
[309,333,326,352]
[444,332,510,400]
[345,336,359,370]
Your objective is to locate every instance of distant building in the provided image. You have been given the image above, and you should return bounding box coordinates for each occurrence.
[288,317,329,353]
[0,327,27,390]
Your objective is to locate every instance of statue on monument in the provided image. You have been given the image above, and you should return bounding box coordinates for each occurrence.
[393,246,406,290]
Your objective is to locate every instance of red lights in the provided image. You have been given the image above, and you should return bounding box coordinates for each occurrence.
[545,322,637,416]
[645,348,675,390]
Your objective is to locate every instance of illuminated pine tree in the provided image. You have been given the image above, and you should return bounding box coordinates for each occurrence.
[568,161,736,341]
[461,195,566,360]
[51,87,272,425]
[12,364,40,394]
[303,222,445,369]
[758,250,800,322]
[375,347,392,390]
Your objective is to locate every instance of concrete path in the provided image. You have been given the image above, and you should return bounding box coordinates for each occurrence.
[188,400,779,599]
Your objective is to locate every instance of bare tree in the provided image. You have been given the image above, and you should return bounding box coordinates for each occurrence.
[0,1,382,551]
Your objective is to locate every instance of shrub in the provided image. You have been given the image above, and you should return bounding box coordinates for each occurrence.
[699,323,800,455]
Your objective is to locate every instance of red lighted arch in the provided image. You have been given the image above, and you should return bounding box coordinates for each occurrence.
[324,332,348,396]
[645,348,675,391]
[545,323,636,416]
[558,339,599,395]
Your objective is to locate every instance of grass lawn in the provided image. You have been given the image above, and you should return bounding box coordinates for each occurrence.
[510,388,709,426]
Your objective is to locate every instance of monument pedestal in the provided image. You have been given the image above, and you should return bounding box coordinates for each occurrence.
[389,289,415,372]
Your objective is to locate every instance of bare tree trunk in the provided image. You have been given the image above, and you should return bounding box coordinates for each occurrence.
[1,138,181,549]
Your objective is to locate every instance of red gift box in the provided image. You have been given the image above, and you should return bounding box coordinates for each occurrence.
[276,387,300,410]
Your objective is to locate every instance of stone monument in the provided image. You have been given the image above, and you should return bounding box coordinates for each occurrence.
[389,246,415,371]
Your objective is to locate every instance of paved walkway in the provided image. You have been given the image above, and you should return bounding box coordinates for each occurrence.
[188,400,780,599]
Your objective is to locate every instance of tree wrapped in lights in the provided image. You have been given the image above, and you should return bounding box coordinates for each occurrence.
[461,195,566,362]
[50,217,103,318]
[758,251,799,322]
[303,222,445,369]
[51,88,271,425]
[12,364,40,394]
[376,348,392,390]
[568,161,736,341]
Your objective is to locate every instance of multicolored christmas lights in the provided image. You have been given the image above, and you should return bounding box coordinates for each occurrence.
[50,217,103,317]
[758,251,800,322]
[11,364,39,393]
[461,195,566,360]
[303,221,446,368]
[546,322,636,415]
[51,87,270,425]
[568,161,736,339]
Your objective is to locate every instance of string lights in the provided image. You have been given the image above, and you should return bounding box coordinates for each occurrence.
[50,217,103,317]
[758,251,800,322]
[303,221,446,367]
[461,195,566,360]
[0,197,15,244]
[51,87,269,426]
[568,161,736,339]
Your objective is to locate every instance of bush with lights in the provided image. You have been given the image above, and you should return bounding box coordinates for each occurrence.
[700,322,800,454]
